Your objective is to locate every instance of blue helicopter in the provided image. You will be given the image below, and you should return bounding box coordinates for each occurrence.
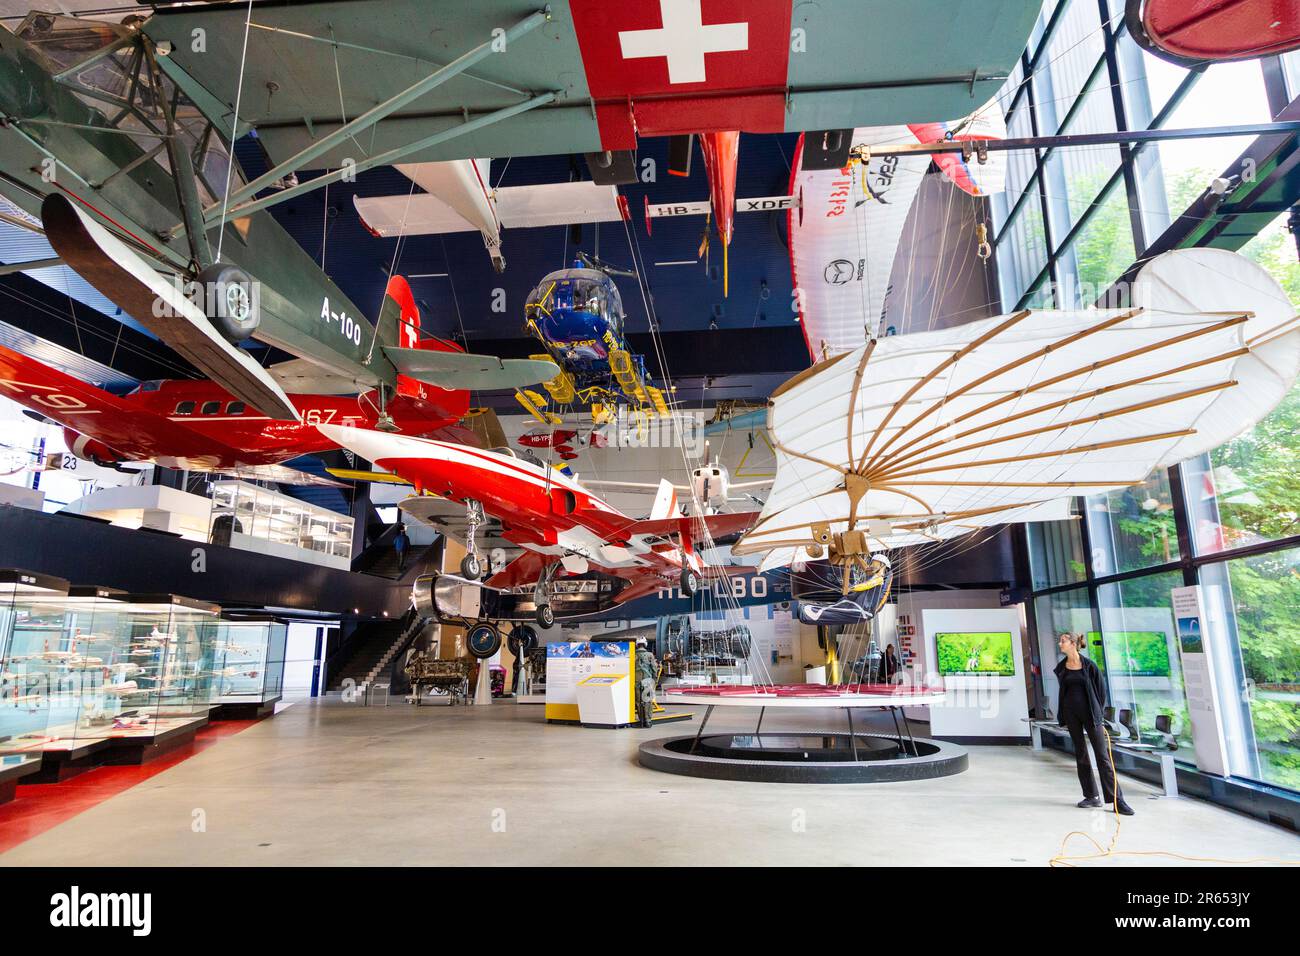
[518,254,667,424]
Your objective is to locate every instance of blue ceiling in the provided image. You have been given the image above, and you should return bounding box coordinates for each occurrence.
[239,131,812,392]
[0,130,814,398]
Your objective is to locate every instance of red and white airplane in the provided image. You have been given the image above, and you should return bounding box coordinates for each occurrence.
[318,424,758,626]
[0,280,473,485]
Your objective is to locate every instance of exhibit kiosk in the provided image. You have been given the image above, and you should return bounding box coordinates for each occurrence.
[544,641,635,725]
[575,674,633,728]
[923,607,1030,743]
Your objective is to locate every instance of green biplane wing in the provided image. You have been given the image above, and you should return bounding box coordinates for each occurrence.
[146,0,1040,170]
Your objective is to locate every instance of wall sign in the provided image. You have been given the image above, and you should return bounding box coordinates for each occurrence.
[1171,585,1230,776]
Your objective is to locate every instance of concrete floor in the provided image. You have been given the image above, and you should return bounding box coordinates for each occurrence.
[2,698,1297,867]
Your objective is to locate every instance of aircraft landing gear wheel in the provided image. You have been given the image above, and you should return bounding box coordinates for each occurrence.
[197,263,260,343]
[535,603,555,629]
[680,567,700,597]
[507,624,539,657]
[466,622,501,659]
[460,553,482,580]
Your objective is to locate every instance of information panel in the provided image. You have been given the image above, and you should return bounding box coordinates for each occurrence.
[544,641,633,722]
[1171,585,1230,776]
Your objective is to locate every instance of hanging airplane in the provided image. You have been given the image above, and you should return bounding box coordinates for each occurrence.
[0,14,556,422]
[733,250,1300,587]
[517,255,670,425]
[317,424,758,647]
[137,0,1040,178]
[641,130,798,295]
[0,2,1039,414]
[1126,0,1300,66]
[0,280,477,485]
[353,160,629,272]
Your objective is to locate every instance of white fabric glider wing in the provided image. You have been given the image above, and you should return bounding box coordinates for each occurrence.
[735,252,1300,570]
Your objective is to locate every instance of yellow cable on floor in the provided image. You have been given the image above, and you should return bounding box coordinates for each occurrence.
[1049,726,1300,867]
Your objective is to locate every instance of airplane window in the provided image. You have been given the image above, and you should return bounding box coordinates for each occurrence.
[174,402,196,415]
[201,401,221,415]
[227,402,246,415]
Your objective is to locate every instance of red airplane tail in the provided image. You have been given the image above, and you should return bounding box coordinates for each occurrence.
[381,276,470,418]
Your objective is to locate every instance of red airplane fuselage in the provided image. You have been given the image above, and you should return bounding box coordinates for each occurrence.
[0,341,469,472]
[319,427,757,603]
[96,378,467,469]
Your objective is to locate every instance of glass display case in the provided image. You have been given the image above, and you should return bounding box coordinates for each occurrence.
[209,481,353,568]
[115,594,220,735]
[0,569,72,779]
[40,585,134,755]
[209,616,287,715]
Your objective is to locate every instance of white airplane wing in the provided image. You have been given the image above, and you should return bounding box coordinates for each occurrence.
[211,464,348,488]
[354,181,624,238]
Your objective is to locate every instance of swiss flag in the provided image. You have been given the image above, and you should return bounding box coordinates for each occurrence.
[569,0,793,148]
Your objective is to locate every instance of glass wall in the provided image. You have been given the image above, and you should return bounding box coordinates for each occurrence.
[1026,516,1086,591]
[1003,1,1300,797]
[1085,470,1180,577]
[1096,571,1192,752]
[993,0,1299,313]
[1033,585,1094,714]
[1200,551,1300,790]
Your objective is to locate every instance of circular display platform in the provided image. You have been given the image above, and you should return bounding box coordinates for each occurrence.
[663,688,948,708]
[639,731,967,783]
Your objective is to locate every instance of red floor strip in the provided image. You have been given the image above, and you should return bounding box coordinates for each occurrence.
[0,719,260,855]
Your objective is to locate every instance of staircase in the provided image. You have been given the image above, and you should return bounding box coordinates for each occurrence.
[327,619,407,691]
[360,545,430,580]
[352,518,441,580]
[327,610,435,690]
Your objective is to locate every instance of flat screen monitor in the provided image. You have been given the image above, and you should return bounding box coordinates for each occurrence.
[935,631,1016,676]
[1086,631,1172,677]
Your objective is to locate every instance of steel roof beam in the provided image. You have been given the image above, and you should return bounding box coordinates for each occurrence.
[0,257,62,276]
[190,6,551,231]
[206,91,557,223]
[870,120,1300,157]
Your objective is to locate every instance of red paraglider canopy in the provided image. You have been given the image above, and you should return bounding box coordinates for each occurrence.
[1129,0,1300,66]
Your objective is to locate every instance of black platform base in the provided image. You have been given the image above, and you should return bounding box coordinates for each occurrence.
[0,758,42,803]
[25,740,111,783]
[211,697,279,720]
[639,731,968,783]
[101,720,203,766]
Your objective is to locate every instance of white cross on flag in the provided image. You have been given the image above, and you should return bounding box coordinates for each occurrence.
[617,0,749,85]
[569,0,793,147]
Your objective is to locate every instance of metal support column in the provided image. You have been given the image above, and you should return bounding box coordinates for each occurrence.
[689,704,714,754]
[206,92,557,224]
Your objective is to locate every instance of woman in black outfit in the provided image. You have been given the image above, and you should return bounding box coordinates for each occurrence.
[1054,633,1134,815]
[883,644,900,683]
